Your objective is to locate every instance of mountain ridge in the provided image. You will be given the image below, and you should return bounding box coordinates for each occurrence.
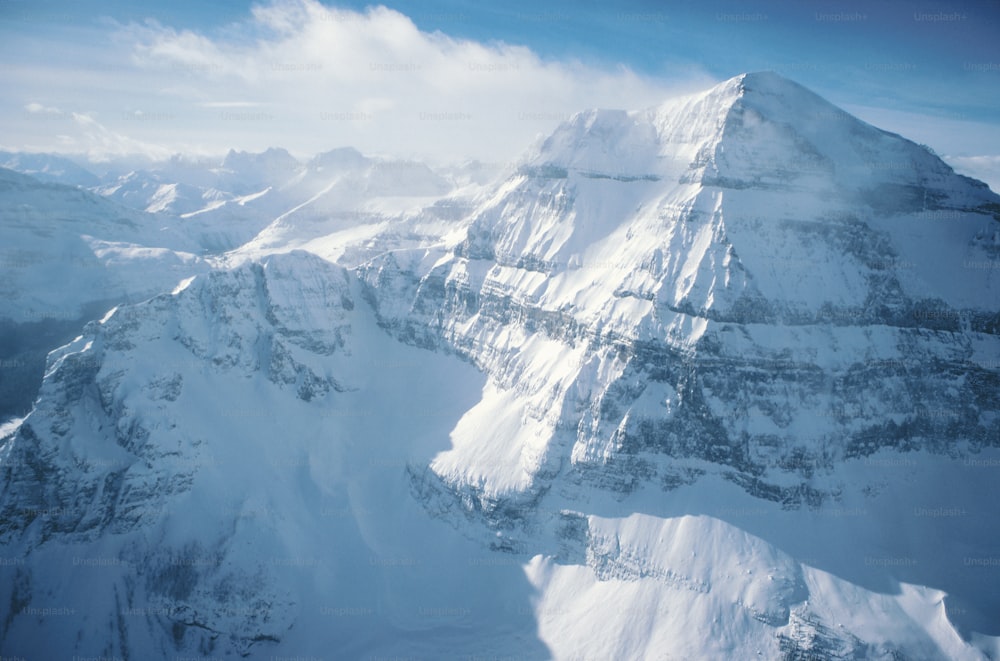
[358,71,1000,611]
[1,72,998,659]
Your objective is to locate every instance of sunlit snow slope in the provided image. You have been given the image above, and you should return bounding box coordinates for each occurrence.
[1,72,998,660]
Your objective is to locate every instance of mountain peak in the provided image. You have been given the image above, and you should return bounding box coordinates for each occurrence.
[736,70,803,91]
[528,72,841,180]
[307,146,368,170]
[685,71,853,138]
[0,151,100,188]
[726,70,847,121]
[698,71,826,108]
[523,72,996,215]
[221,146,297,169]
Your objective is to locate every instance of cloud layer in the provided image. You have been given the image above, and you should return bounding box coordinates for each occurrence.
[3,0,713,163]
[2,0,997,192]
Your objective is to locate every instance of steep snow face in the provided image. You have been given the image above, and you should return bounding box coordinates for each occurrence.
[0,251,558,659]
[2,73,999,660]
[0,167,210,420]
[524,500,1000,661]
[0,252,360,550]
[455,71,999,325]
[364,71,1000,494]
[359,72,1000,648]
[0,167,206,324]
[2,251,996,660]
[711,72,995,209]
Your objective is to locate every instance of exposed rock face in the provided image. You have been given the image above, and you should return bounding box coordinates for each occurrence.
[0,252,355,655]
[360,71,1000,517]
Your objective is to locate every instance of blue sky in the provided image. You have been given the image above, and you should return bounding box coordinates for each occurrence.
[1,0,998,184]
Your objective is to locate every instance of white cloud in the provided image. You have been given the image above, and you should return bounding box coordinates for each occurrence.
[8,0,994,179]
[2,0,716,163]
[69,112,174,162]
[24,102,64,116]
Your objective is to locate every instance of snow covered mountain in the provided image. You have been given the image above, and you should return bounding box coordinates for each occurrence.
[232,147,498,268]
[0,151,101,188]
[0,146,490,420]
[1,72,999,659]
[364,70,999,500]
[88,146,481,254]
[357,71,1000,655]
[233,147,453,254]
[0,252,552,659]
[95,170,216,216]
[0,167,209,418]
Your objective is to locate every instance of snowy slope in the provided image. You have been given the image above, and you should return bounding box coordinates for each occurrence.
[0,151,101,188]
[0,167,209,419]
[231,148,468,265]
[86,146,472,256]
[2,250,996,659]
[95,170,215,216]
[86,149,305,252]
[0,167,206,323]
[362,72,1000,500]
[0,252,553,659]
[1,72,999,660]
[359,72,1000,653]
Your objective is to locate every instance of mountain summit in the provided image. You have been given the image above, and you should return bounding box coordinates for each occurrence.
[1,74,998,659]
[538,71,990,200]
[446,72,997,342]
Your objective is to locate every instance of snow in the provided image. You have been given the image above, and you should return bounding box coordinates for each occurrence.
[171,276,197,294]
[0,168,207,324]
[0,416,24,440]
[1,72,999,660]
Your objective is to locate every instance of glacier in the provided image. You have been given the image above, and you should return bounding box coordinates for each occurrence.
[1,72,999,660]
